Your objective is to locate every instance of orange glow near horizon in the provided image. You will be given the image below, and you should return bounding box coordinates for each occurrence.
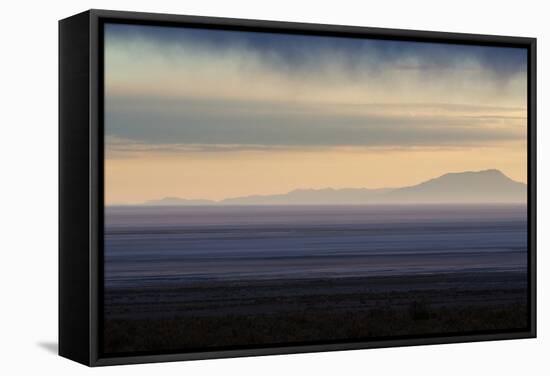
[104,143,526,205]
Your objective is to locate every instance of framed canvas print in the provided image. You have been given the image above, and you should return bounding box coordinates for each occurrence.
[59,9,536,366]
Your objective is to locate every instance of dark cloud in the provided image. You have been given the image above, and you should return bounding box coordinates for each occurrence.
[105,23,527,79]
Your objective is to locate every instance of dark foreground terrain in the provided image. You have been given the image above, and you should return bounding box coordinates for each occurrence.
[103,271,528,354]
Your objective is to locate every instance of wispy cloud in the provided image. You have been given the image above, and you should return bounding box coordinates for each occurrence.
[104,23,527,154]
[105,96,525,154]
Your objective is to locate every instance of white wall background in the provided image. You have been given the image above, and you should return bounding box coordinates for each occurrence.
[0,0,546,374]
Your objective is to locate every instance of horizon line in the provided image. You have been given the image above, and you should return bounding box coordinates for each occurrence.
[106,168,527,206]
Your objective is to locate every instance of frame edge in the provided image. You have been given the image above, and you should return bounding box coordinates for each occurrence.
[59,10,93,367]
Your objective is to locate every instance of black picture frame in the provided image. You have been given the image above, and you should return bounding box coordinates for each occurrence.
[59,9,537,367]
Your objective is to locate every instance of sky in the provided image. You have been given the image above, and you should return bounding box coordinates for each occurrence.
[104,23,528,205]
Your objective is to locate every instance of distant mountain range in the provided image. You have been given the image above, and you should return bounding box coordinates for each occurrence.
[143,169,526,206]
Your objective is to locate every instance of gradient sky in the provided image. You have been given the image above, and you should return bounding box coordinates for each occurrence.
[104,23,527,205]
